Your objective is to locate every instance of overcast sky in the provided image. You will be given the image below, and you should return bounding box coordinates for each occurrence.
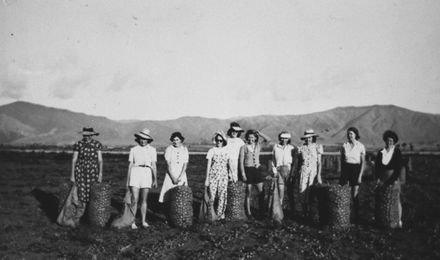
[1,0,439,120]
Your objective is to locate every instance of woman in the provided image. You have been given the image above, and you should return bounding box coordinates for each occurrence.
[374,130,403,228]
[297,129,323,217]
[239,129,270,218]
[204,131,230,220]
[125,129,157,229]
[226,122,245,182]
[340,127,366,222]
[159,132,189,203]
[271,131,296,207]
[70,127,103,205]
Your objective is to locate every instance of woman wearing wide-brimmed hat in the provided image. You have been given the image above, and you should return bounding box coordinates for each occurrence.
[226,122,245,182]
[124,129,157,229]
[59,127,103,227]
[297,129,323,217]
[71,127,104,204]
[204,131,231,220]
[340,127,366,222]
[159,132,189,203]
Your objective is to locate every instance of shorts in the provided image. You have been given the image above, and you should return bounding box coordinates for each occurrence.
[340,163,361,186]
[129,166,153,189]
[277,165,291,185]
[242,166,266,184]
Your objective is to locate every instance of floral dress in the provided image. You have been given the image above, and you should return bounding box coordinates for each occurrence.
[298,143,323,193]
[73,139,102,203]
[206,147,230,217]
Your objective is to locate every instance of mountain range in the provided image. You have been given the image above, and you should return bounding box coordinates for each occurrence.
[1,101,439,148]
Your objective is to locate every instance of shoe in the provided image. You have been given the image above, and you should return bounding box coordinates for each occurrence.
[142,222,150,228]
[131,223,138,230]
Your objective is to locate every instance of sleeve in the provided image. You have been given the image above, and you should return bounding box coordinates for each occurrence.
[317,144,323,154]
[374,150,382,179]
[183,147,189,163]
[360,143,366,156]
[128,147,134,163]
[206,148,213,160]
[164,146,172,162]
[96,141,103,151]
[73,142,80,152]
[151,147,157,162]
[387,149,402,184]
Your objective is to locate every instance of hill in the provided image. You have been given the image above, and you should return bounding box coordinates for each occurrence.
[0,101,439,147]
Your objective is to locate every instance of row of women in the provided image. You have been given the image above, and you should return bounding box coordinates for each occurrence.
[60,123,404,229]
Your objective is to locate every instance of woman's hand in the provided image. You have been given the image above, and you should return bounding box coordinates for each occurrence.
[70,175,75,183]
[205,178,209,187]
[153,180,158,188]
[98,175,102,183]
[317,175,322,184]
[241,174,247,182]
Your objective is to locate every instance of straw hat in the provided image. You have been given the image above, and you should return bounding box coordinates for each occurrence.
[300,129,319,140]
[134,128,153,140]
[79,127,99,136]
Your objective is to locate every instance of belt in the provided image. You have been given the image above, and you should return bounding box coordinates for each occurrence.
[134,164,150,168]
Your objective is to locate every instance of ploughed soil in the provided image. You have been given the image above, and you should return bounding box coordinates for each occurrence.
[0,151,439,259]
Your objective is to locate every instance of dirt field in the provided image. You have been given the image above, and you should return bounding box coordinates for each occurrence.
[1,151,439,259]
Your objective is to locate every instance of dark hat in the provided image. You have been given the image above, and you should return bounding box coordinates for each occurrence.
[79,127,99,136]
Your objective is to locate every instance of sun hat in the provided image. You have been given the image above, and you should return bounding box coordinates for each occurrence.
[229,122,244,132]
[79,127,99,136]
[300,129,319,140]
[212,131,228,146]
[134,128,153,140]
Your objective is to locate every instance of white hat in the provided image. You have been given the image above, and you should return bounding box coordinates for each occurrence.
[229,122,244,132]
[212,131,228,145]
[300,129,319,140]
[134,128,153,140]
[279,132,291,139]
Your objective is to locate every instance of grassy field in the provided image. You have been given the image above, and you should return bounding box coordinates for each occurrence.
[0,151,439,259]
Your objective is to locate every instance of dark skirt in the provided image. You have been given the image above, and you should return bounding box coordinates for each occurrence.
[340,163,362,186]
[242,166,266,184]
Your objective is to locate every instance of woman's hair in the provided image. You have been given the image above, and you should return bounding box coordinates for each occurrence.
[278,131,291,144]
[227,122,243,138]
[347,127,361,140]
[170,132,185,142]
[135,137,152,145]
[244,129,259,143]
[382,130,399,143]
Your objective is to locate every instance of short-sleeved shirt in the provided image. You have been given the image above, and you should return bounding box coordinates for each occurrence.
[129,145,157,166]
[226,137,245,160]
[272,144,295,167]
[342,141,365,164]
[164,145,189,165]
[206,146,230,160]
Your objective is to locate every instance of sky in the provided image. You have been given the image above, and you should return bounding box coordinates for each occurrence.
[1,0,439,120]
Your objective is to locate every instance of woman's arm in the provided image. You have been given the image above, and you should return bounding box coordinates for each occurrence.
[358,152,366,184]
[256,130,271,143]
[126,162,133,187]
[178,163,188,184]
[340,145,345,173]
[239,146,247,181]
[316,153,322,184]
[71,152,78,182]
[166,161,178,184]
[151,161,157,188]
[205,159,212,186]
[97,150,103,182]
[271,147,278,176]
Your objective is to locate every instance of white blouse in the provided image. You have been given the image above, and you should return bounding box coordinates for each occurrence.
[342,141,365,164]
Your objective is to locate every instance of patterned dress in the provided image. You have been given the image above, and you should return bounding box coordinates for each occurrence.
[207,147,230,218]
[298,143,323,193]
[73,138,102,203]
